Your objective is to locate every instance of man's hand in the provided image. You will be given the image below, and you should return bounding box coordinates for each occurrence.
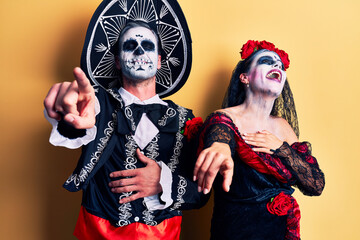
[43,67,96,129]
[242,130,283,154]
[109,149,162,204]
[194,142,234,194]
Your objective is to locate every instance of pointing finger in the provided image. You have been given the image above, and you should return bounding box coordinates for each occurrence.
[73,67,93,95]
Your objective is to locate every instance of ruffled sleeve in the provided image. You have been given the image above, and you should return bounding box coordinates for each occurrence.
[273,142,325,196]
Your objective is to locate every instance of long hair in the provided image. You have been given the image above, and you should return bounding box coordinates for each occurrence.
[222,49,300,137]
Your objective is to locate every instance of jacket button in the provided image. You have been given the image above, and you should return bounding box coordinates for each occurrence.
[134,216,140,222]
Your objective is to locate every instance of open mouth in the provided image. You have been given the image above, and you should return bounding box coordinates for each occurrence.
[266,70,282,82]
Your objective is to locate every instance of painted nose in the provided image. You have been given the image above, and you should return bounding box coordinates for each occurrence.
[273,61,282,69]
[134,46,144,55]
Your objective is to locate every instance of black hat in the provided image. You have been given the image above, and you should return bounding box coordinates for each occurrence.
[80,0,192,98]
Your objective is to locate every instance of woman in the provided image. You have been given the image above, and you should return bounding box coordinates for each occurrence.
[196,40,325,239]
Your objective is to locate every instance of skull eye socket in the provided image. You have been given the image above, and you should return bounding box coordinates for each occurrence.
[141,40,155,51]
[123,39,138,51]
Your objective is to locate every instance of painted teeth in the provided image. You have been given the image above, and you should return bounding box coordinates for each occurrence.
[127,59,152,64]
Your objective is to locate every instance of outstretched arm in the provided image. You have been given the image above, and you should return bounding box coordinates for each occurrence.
[194,114,236,194]
[194,142,233,194]
[44,67,96,129]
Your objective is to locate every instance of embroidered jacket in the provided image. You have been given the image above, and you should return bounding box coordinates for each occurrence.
[60,86,209,227]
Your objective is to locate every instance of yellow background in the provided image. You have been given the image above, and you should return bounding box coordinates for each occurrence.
[0,0,358,239]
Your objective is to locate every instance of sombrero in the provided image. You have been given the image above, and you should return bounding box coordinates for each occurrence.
[80,0,192,98]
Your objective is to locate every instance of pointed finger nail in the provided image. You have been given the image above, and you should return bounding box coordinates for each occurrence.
[203,188,209,194]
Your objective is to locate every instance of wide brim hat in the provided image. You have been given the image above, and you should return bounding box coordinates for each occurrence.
[80,0,192,98]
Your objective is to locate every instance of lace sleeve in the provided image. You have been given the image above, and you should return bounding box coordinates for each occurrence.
[274,142,325,196]
[203,123,236,155]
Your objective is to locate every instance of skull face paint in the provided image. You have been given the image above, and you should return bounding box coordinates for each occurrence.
[119,26,159,81]
[247,51,286,97]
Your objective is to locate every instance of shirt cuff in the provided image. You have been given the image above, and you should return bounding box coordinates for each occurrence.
[44,97,100,149]
[144,161,173,211]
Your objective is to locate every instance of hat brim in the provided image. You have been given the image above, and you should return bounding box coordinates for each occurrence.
[80,0,192,98]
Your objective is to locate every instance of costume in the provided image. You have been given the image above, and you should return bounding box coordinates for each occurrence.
[198,112,325,240]
[45,1,209,239]
[53,86,208,239]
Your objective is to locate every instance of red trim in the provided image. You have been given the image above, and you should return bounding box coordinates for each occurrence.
[198,113,289,182]
[74,206,182,240]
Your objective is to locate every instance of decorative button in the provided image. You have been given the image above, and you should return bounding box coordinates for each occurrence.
[134,217,140,222]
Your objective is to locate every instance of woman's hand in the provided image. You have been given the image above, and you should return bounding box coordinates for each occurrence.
[242,130,283,154]
[194,142,234,194]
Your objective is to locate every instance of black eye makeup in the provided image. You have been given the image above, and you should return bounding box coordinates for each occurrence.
[123,39,138,51]
[258,56,275,65]
[257,56,285,70]
[141,40,155,51]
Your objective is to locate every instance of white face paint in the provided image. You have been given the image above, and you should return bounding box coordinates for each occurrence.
[247,51,287,97]
[119,26,159,81]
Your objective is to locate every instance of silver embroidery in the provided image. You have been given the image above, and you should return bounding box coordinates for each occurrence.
[65,113,117,188]
[167,105,187,172]
[124,106,136,132]
[158,107,176,127]
[142,134,160,224]
[117,193,132,227]
[117,134,137,226]
[124,135,138,169]
[145,134,160,160]
[171,176,187,210]
[142,200,158,226]
[107,88,124,108]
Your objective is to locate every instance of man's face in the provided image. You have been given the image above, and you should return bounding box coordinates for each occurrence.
[118,26,160,81]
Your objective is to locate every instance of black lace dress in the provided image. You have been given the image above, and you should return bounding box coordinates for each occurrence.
[198,113,325,240]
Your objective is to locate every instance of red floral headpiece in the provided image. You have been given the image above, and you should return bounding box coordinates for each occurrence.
[240,40,290,70]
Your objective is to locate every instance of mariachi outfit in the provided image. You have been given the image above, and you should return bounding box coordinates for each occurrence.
[48,86,208,239]
[198,112,325,240]
[45,0,206,238]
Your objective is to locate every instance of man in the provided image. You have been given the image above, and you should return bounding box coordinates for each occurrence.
[44,10,208,240]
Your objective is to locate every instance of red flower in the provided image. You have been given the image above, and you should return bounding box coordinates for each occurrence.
[240,40,290,70]
[183,117,203,141]
[294,143,308,154]
[267,192,292,216]
[305,155,315,164]
[240,40,259,59]
[275,49,290,70]
[259,40,275,52]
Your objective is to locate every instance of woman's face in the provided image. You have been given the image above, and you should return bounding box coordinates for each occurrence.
[246,51,286,97]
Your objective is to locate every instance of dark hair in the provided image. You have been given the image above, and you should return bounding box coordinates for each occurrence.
[222,49,300,137]
[222,49,268,108]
